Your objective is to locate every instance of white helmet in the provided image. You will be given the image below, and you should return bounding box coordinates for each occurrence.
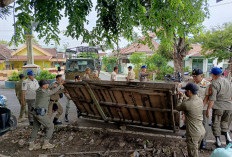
[0,95,7,106]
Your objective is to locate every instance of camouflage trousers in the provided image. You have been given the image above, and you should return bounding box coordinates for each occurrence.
[186,132,205,157]
[18,99,28,119]
[212,109,232,136]
[29,112,54,142]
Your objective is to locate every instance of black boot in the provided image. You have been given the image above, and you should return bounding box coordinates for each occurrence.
[200,140,207,149]
[64,114,69,123]
[53,117,62,125]
[215,136,222,148]
[224,132,232,145]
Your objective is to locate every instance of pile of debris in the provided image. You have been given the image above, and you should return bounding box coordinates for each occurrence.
[0,122,212,157]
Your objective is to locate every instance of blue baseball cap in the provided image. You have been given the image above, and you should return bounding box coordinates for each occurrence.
[210,67,222,75]
[27,70,35,76]
[181,83,199,94]
[141,65,147,69]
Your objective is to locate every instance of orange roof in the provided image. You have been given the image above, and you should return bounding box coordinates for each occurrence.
[0,44,13,59]
[117,34,159,55]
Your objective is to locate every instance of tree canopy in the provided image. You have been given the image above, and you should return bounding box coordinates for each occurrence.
[193,23,232,62]
[11,0,208,73]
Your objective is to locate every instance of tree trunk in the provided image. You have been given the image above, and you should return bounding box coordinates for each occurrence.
[172,37,189,77]
[173,53,184,75]
[229,57,232,72]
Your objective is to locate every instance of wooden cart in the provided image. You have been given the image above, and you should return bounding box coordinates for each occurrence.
[64,80,180,132]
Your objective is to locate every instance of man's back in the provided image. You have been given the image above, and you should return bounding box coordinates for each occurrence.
[210,77,232,110]
[179,95,204,135]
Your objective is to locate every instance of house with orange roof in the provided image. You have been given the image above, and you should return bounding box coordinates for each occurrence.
[112,33,160,73]
[184,44,229,76]
[0,44,66,70]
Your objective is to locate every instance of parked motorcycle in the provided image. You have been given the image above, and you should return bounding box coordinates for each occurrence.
[0,95,17,136]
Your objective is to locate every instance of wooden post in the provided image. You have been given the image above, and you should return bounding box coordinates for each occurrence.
[169,90,177,133]
[85,83,108,122]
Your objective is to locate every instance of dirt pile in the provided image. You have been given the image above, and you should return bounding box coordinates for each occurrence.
[0,122,212,157]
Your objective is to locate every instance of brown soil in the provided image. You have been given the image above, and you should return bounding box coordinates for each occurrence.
[0,122,213,157]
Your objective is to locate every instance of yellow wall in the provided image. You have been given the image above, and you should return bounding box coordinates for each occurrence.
[34,61,51,69]
[16,47,46,56]
[0,62,5,70]
[10,61,23,70]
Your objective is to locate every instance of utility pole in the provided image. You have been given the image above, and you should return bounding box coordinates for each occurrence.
[26,35,34,64]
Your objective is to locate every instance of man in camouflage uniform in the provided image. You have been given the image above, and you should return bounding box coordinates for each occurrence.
[15,74,28,123]
[139,65,153,82]
[192,69,210,149]
[28,79,64,150]
[48,75,65,125]
[207,67,232,147]
[177,83,205,157]
[126,66,135,82]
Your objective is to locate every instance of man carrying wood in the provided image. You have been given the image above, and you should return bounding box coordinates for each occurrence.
[177,83,205,157]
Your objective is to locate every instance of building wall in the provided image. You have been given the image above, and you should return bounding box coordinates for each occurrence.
[16,48,46,56]
[10,61,23,70]
[0,62,5,70]
[34,61,51,69]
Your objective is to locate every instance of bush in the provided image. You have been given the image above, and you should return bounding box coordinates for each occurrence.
[8,72,20,81]
[36,70,56,80]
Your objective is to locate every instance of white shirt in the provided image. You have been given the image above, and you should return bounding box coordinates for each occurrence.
[22,78,39,100]
[111,71,117,81]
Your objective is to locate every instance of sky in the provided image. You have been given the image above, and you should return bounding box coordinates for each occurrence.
[0,0,232,52]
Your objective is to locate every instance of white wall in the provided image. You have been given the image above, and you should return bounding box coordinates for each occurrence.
[184,59,193,71]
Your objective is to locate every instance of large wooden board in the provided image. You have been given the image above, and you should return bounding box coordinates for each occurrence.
[65,80,180,132]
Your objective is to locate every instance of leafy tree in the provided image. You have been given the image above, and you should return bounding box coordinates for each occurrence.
[0,6,12,19]
[102,56,117,71]
[129,52,146,69]
[151,53,168,70]
[193,23,232,64]
[12,0,208,75]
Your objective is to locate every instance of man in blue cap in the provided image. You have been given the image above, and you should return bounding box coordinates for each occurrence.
[207,67,232,147]
[22,70,39,126]
[177,83,205,157]
[139,65,154,82]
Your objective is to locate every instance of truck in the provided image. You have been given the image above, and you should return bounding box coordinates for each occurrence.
[65,46,101,80]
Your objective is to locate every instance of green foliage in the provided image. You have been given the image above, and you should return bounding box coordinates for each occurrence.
[8,72,20,81]
[155,66,174,80]
[101,56,118,71]
[151,53,168,69]
[77,52,98,59]
[193,23,232,62]
[36,70,56,80]
[0,40,8,45]
[184,66,191,72]
[0,6,12,19]
[11,0,92,45]
[129,52,146,69]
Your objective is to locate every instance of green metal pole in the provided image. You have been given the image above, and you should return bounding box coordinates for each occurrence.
[85,83,108,122]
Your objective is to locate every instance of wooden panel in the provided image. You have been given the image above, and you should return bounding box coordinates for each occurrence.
[64,80,179,132]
